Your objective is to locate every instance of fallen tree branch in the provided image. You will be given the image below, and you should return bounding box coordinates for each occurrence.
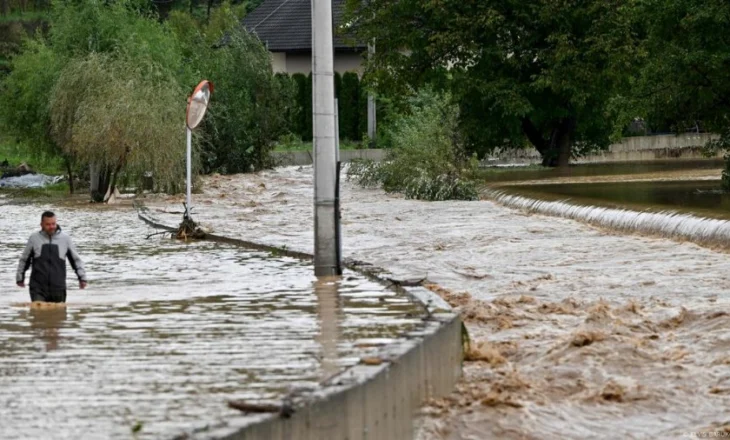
[227,400,295,418]
[146,231,172,239]
[176,208,206,241]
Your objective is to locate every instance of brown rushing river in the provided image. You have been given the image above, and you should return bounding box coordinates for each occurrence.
[0,198,425,439]
[133,166,730,439]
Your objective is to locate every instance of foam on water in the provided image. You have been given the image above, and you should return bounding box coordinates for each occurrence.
[488,189,730,249]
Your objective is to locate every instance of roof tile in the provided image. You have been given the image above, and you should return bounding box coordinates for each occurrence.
[242,0,365,52]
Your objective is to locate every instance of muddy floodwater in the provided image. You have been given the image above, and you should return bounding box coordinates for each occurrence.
[0,200,425,439]
[138,166,730,439]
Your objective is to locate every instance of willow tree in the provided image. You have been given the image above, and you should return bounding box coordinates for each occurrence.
[50,54,187,201]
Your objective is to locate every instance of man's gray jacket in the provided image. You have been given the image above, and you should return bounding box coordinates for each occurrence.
[16,226,87,293]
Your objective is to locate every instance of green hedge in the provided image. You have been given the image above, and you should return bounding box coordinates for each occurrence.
[284,71,372,143]
[339,72,361,141]
[291,73,311,141]
[275,72,299,136]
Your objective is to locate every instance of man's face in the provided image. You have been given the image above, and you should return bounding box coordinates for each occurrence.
[41,216,57,235]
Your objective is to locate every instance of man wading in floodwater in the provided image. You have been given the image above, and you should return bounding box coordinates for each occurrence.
[16,211,87,303]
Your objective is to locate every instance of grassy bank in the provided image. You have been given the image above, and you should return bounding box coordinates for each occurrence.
[0,139,71,199]
[0,182,69,199]
[0,139,65,176]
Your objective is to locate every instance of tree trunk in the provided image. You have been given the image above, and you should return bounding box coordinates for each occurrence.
[521,117,550,161]
[555,118,576,169]
[89,163,99,195]
[190,0,195,14]
[92,166,112,202]
[154,0,174,20]
[556,129,572,168]
[1,0,9,17]
[541,153,556,167]
[206,0,213,22]
[103,156,126,203]
[525,117,575,168]
[107,162,123,198]
[65,158,74,195]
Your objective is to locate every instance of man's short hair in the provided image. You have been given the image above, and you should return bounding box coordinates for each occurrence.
[41,211,56,221]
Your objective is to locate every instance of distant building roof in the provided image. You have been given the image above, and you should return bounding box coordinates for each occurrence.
[241,0,365,52]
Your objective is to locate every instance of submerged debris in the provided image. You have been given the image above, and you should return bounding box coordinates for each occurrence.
[176,216,206,240]
[571,330,607,347]
[465,340,506,365]
[227,400,295,418]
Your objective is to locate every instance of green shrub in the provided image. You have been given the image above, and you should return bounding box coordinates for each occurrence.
[199,27,292,173]
[403,171,478,201]
[275,72,299,136]
[291,73,308,139]
[347,88,478,201]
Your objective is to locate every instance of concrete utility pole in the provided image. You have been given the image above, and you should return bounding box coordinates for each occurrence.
[312,0,342,276]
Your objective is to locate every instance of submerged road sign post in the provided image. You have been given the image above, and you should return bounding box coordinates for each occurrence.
[312,0,342,277]
[184,80,213,221]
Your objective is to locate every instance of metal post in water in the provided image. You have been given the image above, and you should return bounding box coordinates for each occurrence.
[367,43,376,144]
[186,126,192,219]
[335,98,340,163]
[367,93,376,143]
[181,80,211,229]
[312,0,342,276]
[335,99,342,268]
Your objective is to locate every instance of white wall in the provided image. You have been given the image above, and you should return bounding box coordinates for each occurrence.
[284,53,311,74]
[278,52,364,75]
[334,53,364,74]
[271,52,287,74]
[483,133,723,165]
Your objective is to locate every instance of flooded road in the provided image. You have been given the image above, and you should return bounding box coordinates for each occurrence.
[0,200,425,439]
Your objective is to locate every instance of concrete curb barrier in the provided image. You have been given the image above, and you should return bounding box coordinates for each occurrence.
[482,133,721,165]
[134,203,463,440]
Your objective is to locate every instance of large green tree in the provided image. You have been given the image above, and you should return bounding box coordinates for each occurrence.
[345,0,639,166]
[630,0,730,186]
[201,27,293,172]
[633,0,730,138]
